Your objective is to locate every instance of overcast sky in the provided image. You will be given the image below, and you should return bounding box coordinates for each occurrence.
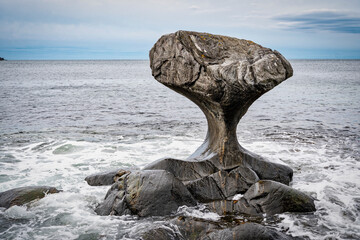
[0,0,359,59]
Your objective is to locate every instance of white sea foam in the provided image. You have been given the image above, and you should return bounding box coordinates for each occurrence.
[176,205,221,221]
[4,206,35,220]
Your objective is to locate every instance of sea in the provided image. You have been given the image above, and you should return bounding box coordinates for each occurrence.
[0,60,359,239]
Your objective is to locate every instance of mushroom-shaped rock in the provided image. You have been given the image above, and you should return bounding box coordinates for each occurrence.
[95,170,196,217]
[146,30,293,189]
[0,186,60,209]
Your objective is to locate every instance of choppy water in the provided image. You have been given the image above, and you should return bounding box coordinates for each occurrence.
[0,60,359,239]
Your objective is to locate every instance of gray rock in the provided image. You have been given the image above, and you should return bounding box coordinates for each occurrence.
[95,170,196,217]
[207,180,316,216]
[85,169,132,186]
[0,186,60,209]
[147,30,293,186]
[185,166,259,202]
[144,157,218,181]
[243,180,316,215]
[141,223,186,240]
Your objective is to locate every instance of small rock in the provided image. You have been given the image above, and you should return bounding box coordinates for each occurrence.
[243,180,316,215]
[85,169,132,186]
[0,186,60,209]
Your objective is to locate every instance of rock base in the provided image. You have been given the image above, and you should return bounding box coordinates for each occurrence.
[95,170,196,217]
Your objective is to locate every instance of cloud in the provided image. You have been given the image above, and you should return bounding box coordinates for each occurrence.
[275,10,360,34]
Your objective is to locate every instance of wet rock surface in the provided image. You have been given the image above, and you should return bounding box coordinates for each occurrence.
[243,180,316,215]
[0,186,60,209]
[207,180,315,216]
[185,166,259,202]
[95,170,196,217]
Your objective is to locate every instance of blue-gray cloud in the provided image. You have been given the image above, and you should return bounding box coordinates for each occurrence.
[276,10,360,34]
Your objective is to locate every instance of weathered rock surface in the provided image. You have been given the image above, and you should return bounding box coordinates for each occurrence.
[85,169,132,186]
[207,180,315,216]
[243,180,316,215]
[0,186,60,209]
[185,166,259,202]
[146,30,294,193]
[95,170,196,217]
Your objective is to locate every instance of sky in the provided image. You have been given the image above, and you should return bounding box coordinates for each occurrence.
[0,0,359,60]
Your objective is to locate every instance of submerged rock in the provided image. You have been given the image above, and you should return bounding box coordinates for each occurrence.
[147,30,293,190]
[95,170,196,217]
[0,186,60,209]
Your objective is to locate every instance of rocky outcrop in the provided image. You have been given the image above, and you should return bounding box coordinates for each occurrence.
[95,170,196,217]
[0,186,60,209]
[0,57,4,61]
[146,30,293,193]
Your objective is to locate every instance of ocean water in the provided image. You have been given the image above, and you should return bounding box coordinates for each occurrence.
[0,60,359,239]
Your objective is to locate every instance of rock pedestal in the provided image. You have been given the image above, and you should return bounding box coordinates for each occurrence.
[88,31,315,236]
[146,30,293,194]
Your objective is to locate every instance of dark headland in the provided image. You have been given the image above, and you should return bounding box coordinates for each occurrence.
[0,57,5,61]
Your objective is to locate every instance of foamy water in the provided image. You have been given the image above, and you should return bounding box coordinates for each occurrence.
[0,60,359,239]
